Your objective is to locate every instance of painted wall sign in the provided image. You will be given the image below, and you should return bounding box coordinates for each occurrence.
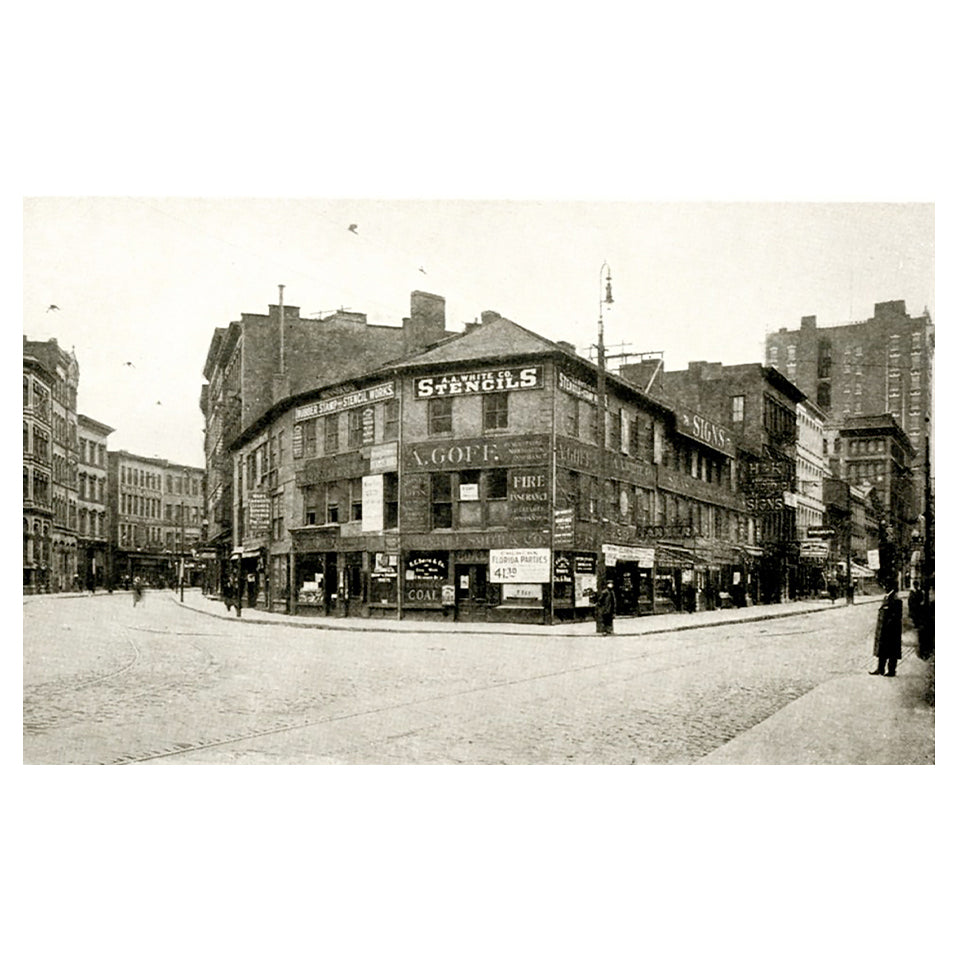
[637,523,695,540]
[414,366,542,399]
[403,434,550,472]
[369,442,397,473]
[509,467,550,526]
[489,547,551,583]
[557,371,597,403]
[554,507,574,547]
[295,381,395,421]
[361,474,384,533]
[361,406,376,445]
[674,405,734,457]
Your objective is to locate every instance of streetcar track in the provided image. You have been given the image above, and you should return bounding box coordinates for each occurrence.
[112,628,810,764]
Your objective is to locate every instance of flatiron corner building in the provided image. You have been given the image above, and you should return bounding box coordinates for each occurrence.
[201,291,776,623]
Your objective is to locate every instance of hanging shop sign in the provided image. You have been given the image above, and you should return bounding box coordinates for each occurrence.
[414,366,543,399]
[557,371,597,403]
[295,381,395,421]
[489,547,551,583]
[403,434,550,472]
[807,527,836,538]
[602,543,655,567]
[799,540,829,558]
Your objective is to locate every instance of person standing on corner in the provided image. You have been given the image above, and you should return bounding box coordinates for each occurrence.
[870,579,902,677]
[595,579,616,635]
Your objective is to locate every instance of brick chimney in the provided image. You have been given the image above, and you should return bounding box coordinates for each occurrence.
[404,291,446,353]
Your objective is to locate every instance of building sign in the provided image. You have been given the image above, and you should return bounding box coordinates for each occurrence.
[361,474,383,533]
[556,437,599,472]
[746,495,785,514]
[361,406,376,445]
[414,366,542,399]
[502,583,542,601]
[489,547,551,583]
[673,404,735,457]
[403,434,550,472]
[369,442,397,473]
[295,381,395,421]
[509,467,550,526]
[637,523,694,540]
[553,553,573,583]
[459,483,479,501]
[808,527,835,538]
[292,423,303,458]
[602,543,655,567]
[554,508,574,547]
[558,371,597,403]
[247,492,270,536]
[800,539,829,558]
[867,549,880,570]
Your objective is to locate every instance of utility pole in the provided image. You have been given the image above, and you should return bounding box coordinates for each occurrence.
[596,262,613,586]
[179,494,186,603]
[846,480,854,605]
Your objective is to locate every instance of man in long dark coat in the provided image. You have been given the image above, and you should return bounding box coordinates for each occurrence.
[595,580,616,635]
[870,582,902,677]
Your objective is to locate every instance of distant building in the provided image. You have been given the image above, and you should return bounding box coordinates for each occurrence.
[656,361,806,603]
[23,337,79,591]
[765,300,933,460]
[23,353,55,593]
[107,451,204,586]
[77,414,113,589]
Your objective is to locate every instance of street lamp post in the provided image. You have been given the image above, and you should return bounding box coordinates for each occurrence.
[596,262,613,585]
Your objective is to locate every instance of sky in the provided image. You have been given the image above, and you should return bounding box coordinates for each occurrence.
[22,199,934,467]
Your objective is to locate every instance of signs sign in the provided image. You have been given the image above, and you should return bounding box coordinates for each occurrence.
[295,381,395,421]
[673,404,735,457]
[414,366,542,399]
[489,547,551,583]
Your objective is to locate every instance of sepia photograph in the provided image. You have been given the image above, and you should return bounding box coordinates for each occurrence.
[14,8,949,958]
[22,198,935,766]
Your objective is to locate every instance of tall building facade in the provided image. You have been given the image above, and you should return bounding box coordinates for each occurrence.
[23,353,55,592]
[107,451,204,586]
[199,291,450,595]
[23,337,79,591]
[656,361,806,603]
[77,415,113,589]
[765,300,933,459]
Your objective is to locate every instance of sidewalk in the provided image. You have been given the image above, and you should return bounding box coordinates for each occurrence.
[174,589,882,638]
[698,646,935,764]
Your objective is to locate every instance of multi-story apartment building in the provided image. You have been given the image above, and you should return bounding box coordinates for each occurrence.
[657,361,805,603]
[23,353,55,593]
[791,399,828,595]
[224,305,757,623]
[826,413,915,587]
[107,451,204,586]
[199,291,449,597]
[765,300,933,461]
[23,337,79,591]
[77,415,113,589]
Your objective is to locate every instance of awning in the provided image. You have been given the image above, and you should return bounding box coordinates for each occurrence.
[656,544,698,565]
[740,545,765,558]
[231,546,262,558]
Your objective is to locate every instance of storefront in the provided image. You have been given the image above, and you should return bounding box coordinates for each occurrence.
[602,543,655,616]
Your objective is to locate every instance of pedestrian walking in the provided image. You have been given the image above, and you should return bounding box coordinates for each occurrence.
[132,576,144,606]
[870,581,902,677]
[595,579,616,635]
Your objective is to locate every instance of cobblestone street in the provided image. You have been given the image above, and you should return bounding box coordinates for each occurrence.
[24,590,890,764]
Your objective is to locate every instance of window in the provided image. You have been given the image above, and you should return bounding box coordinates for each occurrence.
[325,482,340,523]
[302,419,317,458]
[23,422,29,453]
[23,377,29,408]
[767,346,778,364]
[562,393,579,437]
[324,414,339,453]
[458,469,482,527]
[303,485,320,525]
[272,492,284,540]
[347,409,363,449]
[483,393,508,430]
[428,397,453,435]
[608,409,622,451]
[23,467,30,501]
[732,395,744,422]
[487,468,509,525]
[384,400,399,441]
[787,344,796,362]
[431,473,452,528]
[351,479,363,521]
[384,472,399,528]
